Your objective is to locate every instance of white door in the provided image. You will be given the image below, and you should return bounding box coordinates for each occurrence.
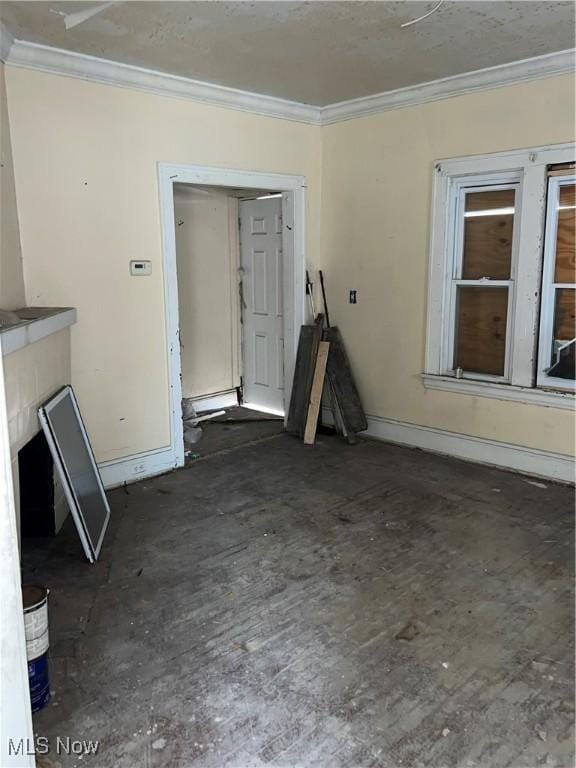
[239,196,285,414]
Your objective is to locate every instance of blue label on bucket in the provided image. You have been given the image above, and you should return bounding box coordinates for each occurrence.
[28,652,50,713]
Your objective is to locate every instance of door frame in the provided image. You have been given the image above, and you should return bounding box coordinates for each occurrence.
[158,163,307,469]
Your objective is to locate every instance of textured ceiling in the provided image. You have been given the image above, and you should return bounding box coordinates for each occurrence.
[1,1,574,105]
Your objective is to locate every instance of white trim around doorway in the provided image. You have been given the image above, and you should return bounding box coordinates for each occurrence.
[156,163,307,475]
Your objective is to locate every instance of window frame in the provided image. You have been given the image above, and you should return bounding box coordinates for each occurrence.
[444,175,521,383]
[537,173,576,393]
[425,143,576,407]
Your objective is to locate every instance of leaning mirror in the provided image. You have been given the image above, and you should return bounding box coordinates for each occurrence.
[38,386,110,562]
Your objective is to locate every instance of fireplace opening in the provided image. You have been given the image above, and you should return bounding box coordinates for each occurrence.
[19,431,68,537]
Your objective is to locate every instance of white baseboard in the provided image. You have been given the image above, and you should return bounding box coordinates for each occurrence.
[98,409,574,490]
[98,390,239,489]
[187,390,238,413]
[98,447,179,489]
[322,409,574,484]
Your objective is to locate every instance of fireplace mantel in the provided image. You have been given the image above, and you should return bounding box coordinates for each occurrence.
[2,307,76,540]
[1,307,76,356]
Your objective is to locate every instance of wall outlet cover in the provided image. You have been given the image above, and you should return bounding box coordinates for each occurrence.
[130,261,152,276]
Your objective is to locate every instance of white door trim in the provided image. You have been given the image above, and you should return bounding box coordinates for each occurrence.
[158,163,307,471]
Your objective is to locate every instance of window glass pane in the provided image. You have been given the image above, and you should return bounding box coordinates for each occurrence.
[554,288,576,343]
[554,184,575,283]
[462,189,515,280]
[548,288,576,380]
[455,287,508,375]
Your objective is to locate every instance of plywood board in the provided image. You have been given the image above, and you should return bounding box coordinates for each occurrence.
[304,341,330,445]
[463,188,515,280]
[554,288,576,341]
[455,286,508,375]
[323,327,367,434]
[463,216,514,280]
[555,184,575,284]
[286,317,324,437]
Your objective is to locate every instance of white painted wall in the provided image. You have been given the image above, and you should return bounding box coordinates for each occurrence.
[321,74,576,459]
[174,185,240,401]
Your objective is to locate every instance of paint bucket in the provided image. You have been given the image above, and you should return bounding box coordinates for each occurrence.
[22,585,50,713]
[22,585,50,660]
[27,652,50,713]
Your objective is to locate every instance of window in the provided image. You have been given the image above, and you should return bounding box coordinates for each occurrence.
[450,179,519,381]
[537,175,575,390]
[425,144,575,406]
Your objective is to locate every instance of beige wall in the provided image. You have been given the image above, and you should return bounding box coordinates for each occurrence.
[3,63,574,465]
[0,62,24,310]
[5,66,322,463]
[174,185,240,400]
[321,74,575,456]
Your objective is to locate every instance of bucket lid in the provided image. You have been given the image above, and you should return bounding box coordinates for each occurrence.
[22,584,48,612]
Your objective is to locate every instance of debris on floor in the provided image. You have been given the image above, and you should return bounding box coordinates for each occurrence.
[183,404,285,458]
[182,400,202,444]
[395,621,421,641]
[524,479,548,489]
[182,400,228,445]
[184,425,203,444]
[287,270,367,446]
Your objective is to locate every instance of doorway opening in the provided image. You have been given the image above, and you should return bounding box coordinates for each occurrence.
[158,164,306,464]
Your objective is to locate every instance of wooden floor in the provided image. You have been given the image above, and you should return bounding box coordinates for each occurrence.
[185,406,284,458]
[23,433,574,768]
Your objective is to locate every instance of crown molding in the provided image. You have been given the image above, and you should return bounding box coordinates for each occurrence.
[0,22,14,63]
[3,35,574,126]
[6,39,322,125]
[320,48,576,125]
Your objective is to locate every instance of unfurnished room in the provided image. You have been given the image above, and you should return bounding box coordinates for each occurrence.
[0,2,574,767]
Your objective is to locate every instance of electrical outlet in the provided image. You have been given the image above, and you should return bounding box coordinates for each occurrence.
[130,260,152,276]
[133,462,145,474]
[349,289,357,304]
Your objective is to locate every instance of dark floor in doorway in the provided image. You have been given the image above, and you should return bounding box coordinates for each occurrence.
[185,406,284,459]
[22,434,574,768]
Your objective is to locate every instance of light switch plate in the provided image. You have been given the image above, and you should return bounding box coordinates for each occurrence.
[130,260,152,276]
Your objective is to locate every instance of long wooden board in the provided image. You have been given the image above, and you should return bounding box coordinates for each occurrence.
[304,341,330,445]
[286,316,324,437]
[323,326,367,434]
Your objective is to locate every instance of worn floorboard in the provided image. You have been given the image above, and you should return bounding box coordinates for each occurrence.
[22,434,574,768]
[184,406,284,458]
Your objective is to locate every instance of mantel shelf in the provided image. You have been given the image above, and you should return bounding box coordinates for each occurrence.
[1,308,77,356]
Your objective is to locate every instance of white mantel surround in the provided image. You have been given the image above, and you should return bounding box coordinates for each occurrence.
[1,307,76,537]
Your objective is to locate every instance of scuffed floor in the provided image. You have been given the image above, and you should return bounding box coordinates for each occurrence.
[185,406,284,459]
[23,434,574,767]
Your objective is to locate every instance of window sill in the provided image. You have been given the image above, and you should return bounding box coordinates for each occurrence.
[422,374,575,410]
